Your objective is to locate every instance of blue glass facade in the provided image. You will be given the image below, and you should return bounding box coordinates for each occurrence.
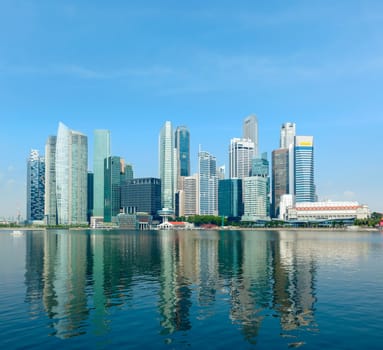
[175,126,190,177]
[294,136,316,202]
[218,179,243,218]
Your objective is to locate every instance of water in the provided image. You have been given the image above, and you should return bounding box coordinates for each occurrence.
[1,229,383,349]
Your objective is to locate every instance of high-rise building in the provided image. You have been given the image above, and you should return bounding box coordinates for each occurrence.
[183,174,199,217]
[159,121,176,210]
[87,172,94,223]
[272,149,289,218]
[93,130,111,218]
[280,122,296,149]
[229,138,255,179]
[242,153,270,221]
[294,136,316,202]
[175,126,190,178]
[26,149,45,222]
[121,178,161,217]
[44,136,57,225]
[218,178,243,218]
[243,115,258,157]
[104,156,123,222]
[199,150,217,215]
[55,122,88,225]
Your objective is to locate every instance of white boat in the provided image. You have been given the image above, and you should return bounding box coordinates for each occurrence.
[11,230,23,236]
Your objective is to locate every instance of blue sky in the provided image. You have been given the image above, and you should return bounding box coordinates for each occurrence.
[1,0,382,219]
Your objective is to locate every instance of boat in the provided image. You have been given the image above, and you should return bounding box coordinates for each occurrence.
[11,230,23,236]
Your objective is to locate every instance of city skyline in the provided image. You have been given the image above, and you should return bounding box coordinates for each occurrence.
[1,1,383,218]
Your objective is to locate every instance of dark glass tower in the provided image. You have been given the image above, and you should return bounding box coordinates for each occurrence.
[26,150,45,222]
[218,178,243,218]
[104,156,123,222]
[175,126,190,178]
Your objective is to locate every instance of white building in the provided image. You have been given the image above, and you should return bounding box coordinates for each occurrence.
[183,174,199,217]
[286,201,370,222]
[229,138,255,179]
[241,176,270,222]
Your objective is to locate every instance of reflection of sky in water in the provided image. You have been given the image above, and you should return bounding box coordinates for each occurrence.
[0,229,382,349]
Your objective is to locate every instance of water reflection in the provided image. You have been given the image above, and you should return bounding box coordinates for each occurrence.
[23,229,333,344]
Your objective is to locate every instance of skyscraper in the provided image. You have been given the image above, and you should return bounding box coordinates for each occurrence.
[159,121,176,210]
[183,174,199,216]
[229,138,255,179]
[218,178,243,218]
[243,115,258,157]
[242,153,270,221]
[56,122,88,225]
[294,136,316,202]
[175,126,190,179]
[199,150,217,215]
[272,149,289,218]
[104,156,124,222]
[280,122,296,149]
[26,149,45,222]
[93,130,111,218]
[44,136,57,225]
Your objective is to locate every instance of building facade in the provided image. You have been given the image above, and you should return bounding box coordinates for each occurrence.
[286,201,370,222]
[104,156,123,222]
[243,115,258,157]
[26,149,45,222]
[242,153,270,221]
[280,122,296,149]
[159,121,176,210]
[229,138,255,179]
[294,136,316,203]
[182,174,199,217]
[44,136,57,225]
[199,151,217,215]
[55,122,88,225]
[120,177,161,217]
[175,126,190,178]
[93,130,111,218]
[218,178,243,218]
[272,148,289,218]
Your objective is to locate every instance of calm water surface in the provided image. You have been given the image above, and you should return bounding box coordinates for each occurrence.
[1,229,383,349]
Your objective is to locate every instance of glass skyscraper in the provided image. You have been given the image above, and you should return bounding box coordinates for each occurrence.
[93,130,111,218]
[199,150,217,215]
[272,148,289,218]
[26,149,45,222]
[44,136,57,225]
[159,121,176,210]
[104,156,123,222]
[243,115,258,157]
[56,122,88,225]
[175,126,190,178]
[218,178,243,218]
[294,136,316,202]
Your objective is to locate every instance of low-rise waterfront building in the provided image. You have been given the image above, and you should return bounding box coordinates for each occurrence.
[286,201,370,222]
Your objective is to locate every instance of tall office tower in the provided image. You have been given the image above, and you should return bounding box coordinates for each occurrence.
[242,153,270,221]
[229,138,255,179]
[44,136,57,225]
[26,149,45,222]
[56,122,88,225]
[243,115,258,157]
[182,174,199,216]
[218,178,243,219]
[104,156,124,222]
[93,130,111,218]
[159,121,176,210]
[87,172,94,223]
[272,149,289,218]
[280,122,296,149]
[199,150,217,215]
[121,178,161,216]
[294,136,316,202]
[175,126,190,182]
